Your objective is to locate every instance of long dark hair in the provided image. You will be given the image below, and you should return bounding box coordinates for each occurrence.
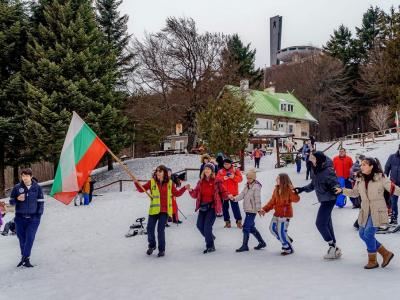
[359,157,384,179]
[152,165,170,184]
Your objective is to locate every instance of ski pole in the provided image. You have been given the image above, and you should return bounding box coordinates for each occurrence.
[178,207,187,219]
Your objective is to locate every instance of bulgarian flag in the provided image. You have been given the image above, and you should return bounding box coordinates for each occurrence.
[51,112,108,204]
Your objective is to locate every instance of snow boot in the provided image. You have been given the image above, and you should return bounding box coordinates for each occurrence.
[281,247,294,256]
[252,229,266,250]
[390,216,398,225]
[146,247,156,256]
[236,233,249,252]
[203,246,216,254]
[377,245,394,268]
[17,256,25,267]
[323,246,342,259]
[23,257,34,268]
[364,252,379,269]
[224,221,231,228]
[236,220,243,229]
[157,251,165,257]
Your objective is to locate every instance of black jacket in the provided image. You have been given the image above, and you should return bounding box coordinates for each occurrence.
[302,157,339,202]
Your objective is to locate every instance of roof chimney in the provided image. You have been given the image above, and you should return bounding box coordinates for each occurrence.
[240,79,249,96]
[264,84,275,93]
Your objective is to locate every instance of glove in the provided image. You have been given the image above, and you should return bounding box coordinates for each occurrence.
[294,187,304,194]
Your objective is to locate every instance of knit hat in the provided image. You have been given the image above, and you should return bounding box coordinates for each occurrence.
[246,169,257,180]
[223,158,233,164]
[204,163,215,173]
[358,154,366,161]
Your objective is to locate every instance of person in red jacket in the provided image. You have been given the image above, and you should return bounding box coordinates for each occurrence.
[216,158,243,228]
[333,148,355,207]
[189,163,232,253]
[252,147,263,169]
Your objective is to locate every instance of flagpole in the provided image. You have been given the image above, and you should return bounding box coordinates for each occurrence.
[107,148,153,200]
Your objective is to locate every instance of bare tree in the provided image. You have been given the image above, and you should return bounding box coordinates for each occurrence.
[369,104,390,131]
[132,17,227,150]
[265,55,355,140]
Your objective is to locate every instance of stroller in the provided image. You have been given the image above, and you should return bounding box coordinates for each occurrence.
[125,217,147,237]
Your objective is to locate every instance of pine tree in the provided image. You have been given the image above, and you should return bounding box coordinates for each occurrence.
[96,0,134,84]
[224,34,262,86]
[24,0,128,172]
[0,0,30,195]
[197,90,255,156]
[324,24,359,66]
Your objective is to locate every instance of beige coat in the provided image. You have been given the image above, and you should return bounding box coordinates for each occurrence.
[235,181,262,213]
[343,173,400,227]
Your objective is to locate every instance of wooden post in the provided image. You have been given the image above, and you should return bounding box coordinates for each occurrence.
[107,148,152,200]
[119,180,123,192]
[275,138,280,168]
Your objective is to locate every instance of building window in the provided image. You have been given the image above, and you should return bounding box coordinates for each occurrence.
[255,120,259,125]
[288,124,294,133]
[280,100,294,112]
[301,131,308,137]
[266,120,273,129]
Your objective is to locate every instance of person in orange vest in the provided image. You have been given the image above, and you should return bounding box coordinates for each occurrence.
[216,158,243,228]
[82,176,91,206]
[252,147,263,169]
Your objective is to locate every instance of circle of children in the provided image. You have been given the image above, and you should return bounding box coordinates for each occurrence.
[3,143,400,270]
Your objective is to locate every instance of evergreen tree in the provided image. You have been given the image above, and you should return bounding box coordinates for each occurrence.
[225,34,262,86]
[197,90,255,156]
[0,0,30,195]
[355,6,386,60]
[96,0,134,82]
[324,24,359,66]
[24,0,128,172]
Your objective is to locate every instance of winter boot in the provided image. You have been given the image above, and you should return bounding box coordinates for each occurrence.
[390,216,398,225]
[157,251,165,257]
[252,229,267,250]
[364,252,379,269]
[236,233,249,252]
[281,247,294,256]
[146,247,156,256]
[17,256,25,267]
[323,246,342,259]
[236,220,243,229]
[23,257,34,268]
[224,221,231,228]
[377,245,394,268]
[203,246,216,254]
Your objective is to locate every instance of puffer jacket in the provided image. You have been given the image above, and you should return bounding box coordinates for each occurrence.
[333,155,353,179]
[234,180,262,213]
[262,186,300,218]
[216,167,243,196]
[302,157,339,203]
[343,173,400,227]
[9,181,44,216]
[385,152,400,185]
[189,177,228,215]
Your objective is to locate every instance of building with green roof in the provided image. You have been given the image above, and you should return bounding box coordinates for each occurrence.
[218,82,318,149]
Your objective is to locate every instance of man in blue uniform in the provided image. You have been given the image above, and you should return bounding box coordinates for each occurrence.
[9,168,44,268]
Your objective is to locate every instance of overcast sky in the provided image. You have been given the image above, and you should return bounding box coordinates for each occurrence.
[120,0,399,67]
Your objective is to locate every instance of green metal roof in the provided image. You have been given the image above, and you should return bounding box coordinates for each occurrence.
[223,85,318,123]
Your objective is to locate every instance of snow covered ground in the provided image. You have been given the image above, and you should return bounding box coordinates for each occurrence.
[2,138,400,300]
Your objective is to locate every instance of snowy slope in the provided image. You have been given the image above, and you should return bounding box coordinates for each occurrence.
[2,140,400,300]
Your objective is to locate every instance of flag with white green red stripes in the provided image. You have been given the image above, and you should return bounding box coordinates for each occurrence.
[51,112,107,204]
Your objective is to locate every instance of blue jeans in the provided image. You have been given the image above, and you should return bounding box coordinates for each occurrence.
[147,213,168,252]
[197,208,216,248]
[15,215,41,257]
[223,200,242,222]
[391,195,398,219]
[270,216,292,250]
[316,200,336,244]
[243,213,257,234]
[296,161,301,173]
[359,215,381,253]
